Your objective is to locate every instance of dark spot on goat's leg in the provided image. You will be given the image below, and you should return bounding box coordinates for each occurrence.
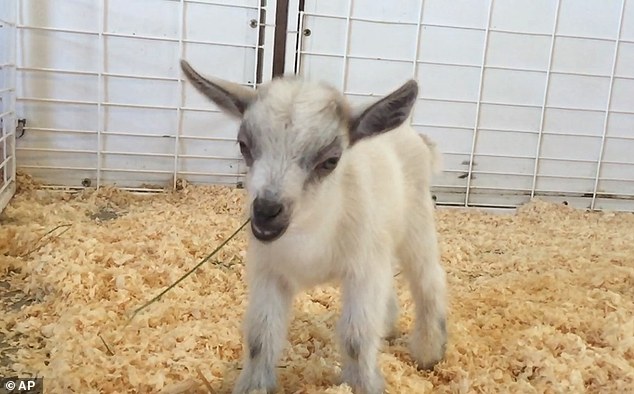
[439,317,446,338]
[345,337,360,361]
[248,336,262,360]
[439,316,447,354]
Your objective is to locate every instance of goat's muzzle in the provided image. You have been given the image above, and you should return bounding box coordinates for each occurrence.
[251,197,290,242]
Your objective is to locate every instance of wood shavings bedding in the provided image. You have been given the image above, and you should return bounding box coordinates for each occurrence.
[1,173,633,393]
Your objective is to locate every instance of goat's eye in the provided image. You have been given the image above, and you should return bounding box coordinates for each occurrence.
[239,141,253,166]
[318,156,340,172]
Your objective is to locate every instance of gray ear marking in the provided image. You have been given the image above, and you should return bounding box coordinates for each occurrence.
[180,59,256,117]
[349,79,419,145]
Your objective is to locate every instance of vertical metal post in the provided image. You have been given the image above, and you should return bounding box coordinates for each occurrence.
[174,0,185,189]
[253,1,263,88]
[340,0,353,92]
[96,0,106,188]
[591,0,626,210]
[464,0,494,207]
[530,0,561,199]
[294,10,304,74]
[411,0,425,77]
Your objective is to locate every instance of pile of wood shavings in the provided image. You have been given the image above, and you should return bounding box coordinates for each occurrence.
[1,174,633,393]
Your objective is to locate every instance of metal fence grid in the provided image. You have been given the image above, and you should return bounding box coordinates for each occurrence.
[14,0,276,192]
[290,0,634,212]
[0,1,17,212]
[8,0,634,212]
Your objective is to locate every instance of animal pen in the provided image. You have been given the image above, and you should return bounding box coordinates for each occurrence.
[1,0,633,392]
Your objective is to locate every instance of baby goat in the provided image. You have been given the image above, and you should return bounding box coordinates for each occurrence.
[181,60,448,394]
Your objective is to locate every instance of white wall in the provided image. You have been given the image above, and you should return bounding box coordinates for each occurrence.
[12,0,634,211]
[0,0,17,212]
[15,0,276,190]
[291,0,634,211]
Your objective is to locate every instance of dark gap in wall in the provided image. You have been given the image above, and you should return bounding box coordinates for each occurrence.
[272,0,290,76]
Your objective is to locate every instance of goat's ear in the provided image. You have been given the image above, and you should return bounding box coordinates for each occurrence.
[180,59,256,117]
[348,79,418,145]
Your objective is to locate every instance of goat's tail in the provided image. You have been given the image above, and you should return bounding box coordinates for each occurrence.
[419,134,443,174]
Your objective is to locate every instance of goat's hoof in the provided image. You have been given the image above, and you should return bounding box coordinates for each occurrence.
[232,369,277,394]
[341,368,385,394]
[409,338,447,371]
[410,342,446,371]
[409,318,447,371]
[232,386,276,394]
[415,357,442,371]
[384,330,401,346]
[411,344,446,371]
[345,382,386,394]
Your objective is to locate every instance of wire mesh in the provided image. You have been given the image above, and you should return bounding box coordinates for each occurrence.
[292,0,634,211]
[9,0,634,212]
[14,0,275,191]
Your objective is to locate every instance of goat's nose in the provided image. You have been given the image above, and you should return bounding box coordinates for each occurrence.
[251,197,289,242]
[253,197,283,220]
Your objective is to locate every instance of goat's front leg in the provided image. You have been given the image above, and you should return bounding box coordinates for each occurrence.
[233,273,293,394]
[338,258,392,394]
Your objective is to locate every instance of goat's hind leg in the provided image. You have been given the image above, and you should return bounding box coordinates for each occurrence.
[400,206,448,370]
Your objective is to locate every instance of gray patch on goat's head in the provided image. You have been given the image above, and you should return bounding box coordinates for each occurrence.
[240,78,349,202]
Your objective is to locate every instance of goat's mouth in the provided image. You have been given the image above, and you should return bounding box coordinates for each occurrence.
[250,218,289,242]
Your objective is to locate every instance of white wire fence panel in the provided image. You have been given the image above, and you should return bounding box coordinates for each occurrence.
[0,0,17,212]
[291,0,634,211]
[15,0,276,191]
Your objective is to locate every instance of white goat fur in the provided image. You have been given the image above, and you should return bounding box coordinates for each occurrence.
[180,60,448,394]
